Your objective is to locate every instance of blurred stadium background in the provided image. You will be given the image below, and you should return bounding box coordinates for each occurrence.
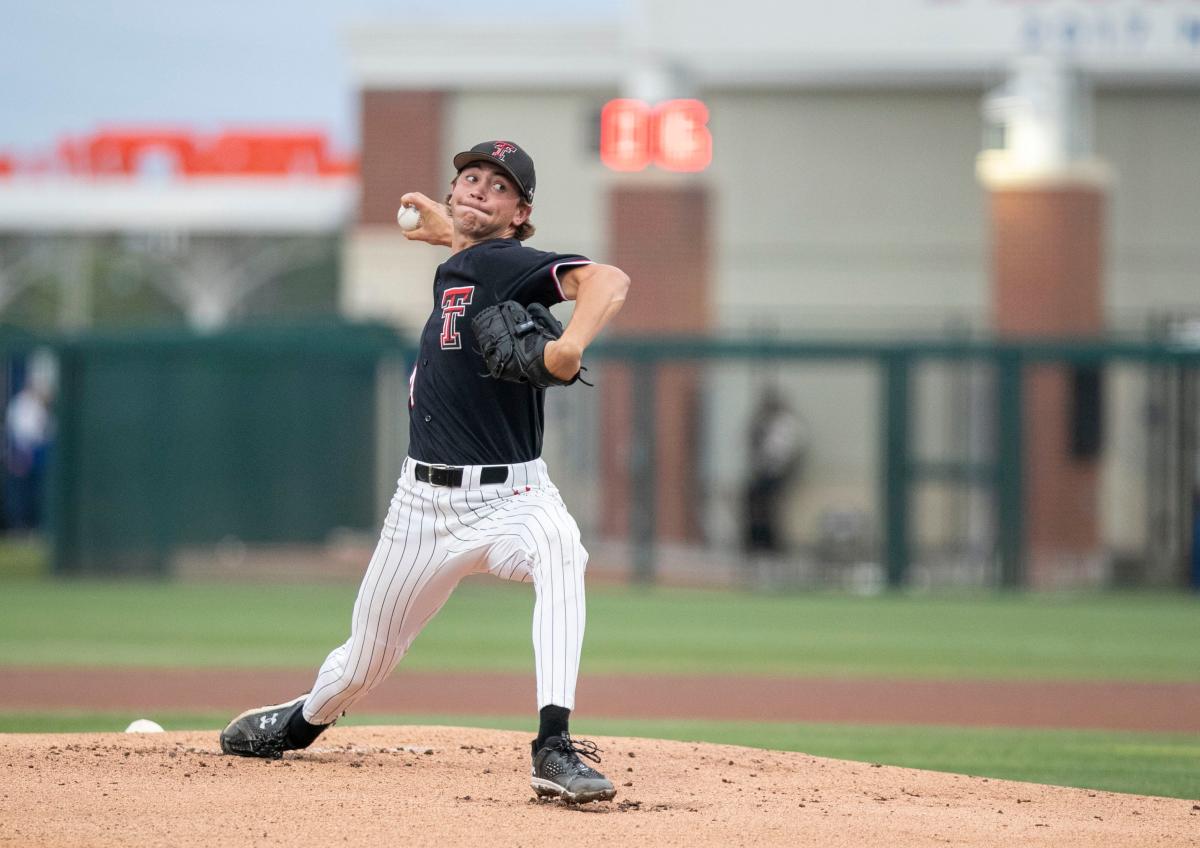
[0,0,1198,593]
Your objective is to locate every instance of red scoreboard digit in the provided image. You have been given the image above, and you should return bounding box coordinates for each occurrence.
[599,99,712,173]
[599,99,654,172]
[654,99,712,172]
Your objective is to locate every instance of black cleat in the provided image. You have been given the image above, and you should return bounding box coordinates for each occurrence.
[219,694,309,759]
[530,734,617,804]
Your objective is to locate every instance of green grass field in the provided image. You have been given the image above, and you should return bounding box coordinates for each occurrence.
[1,577,1197,680]
[1,571,1198,799]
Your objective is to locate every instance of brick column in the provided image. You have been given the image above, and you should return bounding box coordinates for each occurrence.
[602,184,711,542]
[991,187,1106,587]
[358,90,444,224]
[342,90,446,330]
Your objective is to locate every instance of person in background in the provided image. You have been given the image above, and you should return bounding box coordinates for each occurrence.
[743,386,807,555]
[5,349,57,532]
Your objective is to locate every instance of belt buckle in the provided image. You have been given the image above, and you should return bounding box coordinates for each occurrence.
[426,463,452,487]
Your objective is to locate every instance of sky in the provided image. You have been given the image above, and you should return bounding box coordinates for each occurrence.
[0,0,619,157]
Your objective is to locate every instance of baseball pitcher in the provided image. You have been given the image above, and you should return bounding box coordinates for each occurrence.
[218,140,630,804]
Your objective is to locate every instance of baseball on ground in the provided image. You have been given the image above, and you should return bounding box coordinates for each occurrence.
[397,204,421,231]
[124,719,164,733]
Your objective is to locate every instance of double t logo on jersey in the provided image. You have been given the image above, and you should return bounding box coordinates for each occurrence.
[439,286,476,349]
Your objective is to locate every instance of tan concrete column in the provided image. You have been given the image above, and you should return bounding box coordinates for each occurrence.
[990,186,1106,587]
[602,183,710,542]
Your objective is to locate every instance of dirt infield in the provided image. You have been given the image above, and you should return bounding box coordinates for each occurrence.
[1,726,1196,848]
[5,666,1200,732]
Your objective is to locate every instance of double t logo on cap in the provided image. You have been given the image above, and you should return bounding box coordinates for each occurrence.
[491,142,518,161]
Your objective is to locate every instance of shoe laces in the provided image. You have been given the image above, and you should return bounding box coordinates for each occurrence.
[554,734,603,770]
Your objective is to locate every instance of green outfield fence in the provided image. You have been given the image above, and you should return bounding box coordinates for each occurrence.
[0,322,408,576]
[1,324,1198,589]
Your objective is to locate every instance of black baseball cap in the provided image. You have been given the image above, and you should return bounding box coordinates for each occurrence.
[452,140,536,203]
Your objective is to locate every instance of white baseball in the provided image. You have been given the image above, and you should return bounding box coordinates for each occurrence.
[397,205,421,231]
[124,719,164,733]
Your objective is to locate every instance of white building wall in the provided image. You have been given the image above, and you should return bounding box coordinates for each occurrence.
[701,89,992,553]
[708,89,991,335]
[1095,90,1200,327]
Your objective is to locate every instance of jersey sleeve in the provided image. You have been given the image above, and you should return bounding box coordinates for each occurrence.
[504,247,593,307]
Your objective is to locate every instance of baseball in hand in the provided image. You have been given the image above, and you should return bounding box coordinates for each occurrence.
[397,204,421,231]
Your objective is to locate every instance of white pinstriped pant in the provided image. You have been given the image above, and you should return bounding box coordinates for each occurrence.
[303,457,588,725]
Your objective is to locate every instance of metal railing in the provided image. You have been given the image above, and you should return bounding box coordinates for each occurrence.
[591,336,1200,589]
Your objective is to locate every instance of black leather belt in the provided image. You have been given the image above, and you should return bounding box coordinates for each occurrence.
[414,463,509,487]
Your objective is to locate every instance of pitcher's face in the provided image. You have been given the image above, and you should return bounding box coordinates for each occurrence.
[449,163,530,240]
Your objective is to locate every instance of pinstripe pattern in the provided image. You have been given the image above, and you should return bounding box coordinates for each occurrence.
[303,457,588,725]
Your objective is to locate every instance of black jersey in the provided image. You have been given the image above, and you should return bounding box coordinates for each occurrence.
[407,238,591,465]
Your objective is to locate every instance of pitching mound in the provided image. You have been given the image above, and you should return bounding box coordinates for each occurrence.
[2,726,1194,847]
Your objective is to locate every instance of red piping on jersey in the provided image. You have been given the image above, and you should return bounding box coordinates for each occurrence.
[550,260,593,301]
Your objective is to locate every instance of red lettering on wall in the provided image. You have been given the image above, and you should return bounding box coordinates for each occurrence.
[0,129,357,179]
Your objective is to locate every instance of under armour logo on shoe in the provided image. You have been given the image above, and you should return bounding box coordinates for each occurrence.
[259,713,279,729]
